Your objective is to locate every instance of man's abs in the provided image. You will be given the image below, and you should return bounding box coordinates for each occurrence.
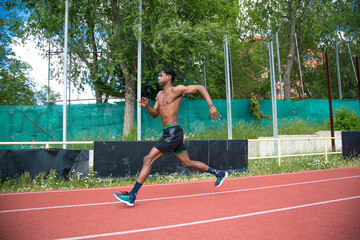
[159,106,179,127]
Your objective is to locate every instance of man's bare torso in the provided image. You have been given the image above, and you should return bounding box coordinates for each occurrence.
[156,86,182,127]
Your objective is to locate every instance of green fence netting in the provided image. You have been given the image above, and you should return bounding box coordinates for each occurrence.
[1,99,359,146]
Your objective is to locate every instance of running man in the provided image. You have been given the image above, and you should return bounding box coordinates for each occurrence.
[113,68,228,206]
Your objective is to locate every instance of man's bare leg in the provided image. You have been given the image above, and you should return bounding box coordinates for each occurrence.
[176,151,228,187]
[113,147,163,206]
[136,147,164,184]
[175,151,209,172]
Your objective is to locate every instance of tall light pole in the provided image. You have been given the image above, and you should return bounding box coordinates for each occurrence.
[224,35,232,140]
[62,0,69,149]
[275,31,283,99]
[269,42,278,156]
[137,0,142,141]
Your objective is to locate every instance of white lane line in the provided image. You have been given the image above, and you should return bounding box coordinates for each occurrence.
[56,195,360,240]
[1,175,359,214]
[0,202,118,214]
[1,167,357,196]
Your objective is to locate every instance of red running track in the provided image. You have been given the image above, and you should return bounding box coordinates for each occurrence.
[0,167,359,240]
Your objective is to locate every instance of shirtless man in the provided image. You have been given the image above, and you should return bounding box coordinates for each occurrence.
[113,68,228,206]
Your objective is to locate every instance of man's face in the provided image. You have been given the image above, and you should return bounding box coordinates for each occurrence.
[157,71,171,87]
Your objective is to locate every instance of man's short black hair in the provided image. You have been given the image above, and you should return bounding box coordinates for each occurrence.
[161,67,177,83]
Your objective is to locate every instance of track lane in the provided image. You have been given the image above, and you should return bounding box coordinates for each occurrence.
[1,174,359,214]
[113,197,359,240]
[0,167,359,211]
[0,168,359,240]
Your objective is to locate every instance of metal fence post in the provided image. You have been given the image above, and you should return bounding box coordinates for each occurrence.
[278,138,281,166]
[324,138,328,162]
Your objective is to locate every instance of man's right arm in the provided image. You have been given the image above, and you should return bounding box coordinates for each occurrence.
[174,85,221,122]
[139,97,159,118]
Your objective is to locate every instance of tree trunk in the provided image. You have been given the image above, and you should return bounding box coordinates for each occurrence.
[283,1,297,100]
[94,84,102,103]
[261,31,268,71]
[111,0,136,138]
[122,63,135,137]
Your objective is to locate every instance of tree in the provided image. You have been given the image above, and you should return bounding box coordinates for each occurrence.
[0,0,37,106]
[230,37,271,99]
[239,0,359,100]
[16,0,240,138]
[35,85,61,105]
[0,59,37,105]
[141,0,240,98]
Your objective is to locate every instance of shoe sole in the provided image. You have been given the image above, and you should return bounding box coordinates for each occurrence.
[113,192,134,207]
[215,171,228,187]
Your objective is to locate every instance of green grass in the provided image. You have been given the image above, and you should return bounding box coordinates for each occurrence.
[184,118,329,141]
[1,154,358,193]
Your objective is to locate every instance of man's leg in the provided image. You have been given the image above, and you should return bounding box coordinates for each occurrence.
[175,151,228,187]
[114,147,163,206]
[136,147,164,184]
[175,150,209,171]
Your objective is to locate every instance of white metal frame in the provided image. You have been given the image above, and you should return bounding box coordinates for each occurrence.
[248,136,342,165]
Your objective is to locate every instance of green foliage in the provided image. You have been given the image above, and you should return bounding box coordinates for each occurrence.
[278,118,327,135]
[0,60,37,106]
[123,125,137,141]
[34,85,61,105]
[334,106,360,131]
[0,2,39,106]
[230,38,270,99]
[141,0,240,99]
[247,155,360,176]
[0,1,28,69]
[12,0,240,102]
[185,118,328,141]
[239,0,360,100]
[249,93,271,125]
[3,0,359,104]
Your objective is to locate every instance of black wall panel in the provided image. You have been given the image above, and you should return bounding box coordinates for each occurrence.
[94,140,248,178]
[342,132,360,158]
[0,149,89,180]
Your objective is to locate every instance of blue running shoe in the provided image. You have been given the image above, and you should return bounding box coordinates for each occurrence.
[113,191,135,207]
[215,171,228,187]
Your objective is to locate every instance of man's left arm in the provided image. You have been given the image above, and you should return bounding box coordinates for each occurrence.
[175,85,221,122]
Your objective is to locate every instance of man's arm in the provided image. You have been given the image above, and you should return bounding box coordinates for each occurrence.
[139,97,159,118]
[174,85,221,122]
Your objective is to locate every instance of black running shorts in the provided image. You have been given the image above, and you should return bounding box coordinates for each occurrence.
[154,125,187,155]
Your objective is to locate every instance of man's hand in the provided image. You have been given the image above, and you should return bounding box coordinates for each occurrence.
[139,96,160,118]
[209,105,221,122]
[139,97,149,107]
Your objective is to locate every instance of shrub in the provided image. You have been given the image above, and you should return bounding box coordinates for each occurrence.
[334,106,360,131]
[249,93,271,125]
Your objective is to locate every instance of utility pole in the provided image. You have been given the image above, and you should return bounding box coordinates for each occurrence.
[325,52,335,150]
